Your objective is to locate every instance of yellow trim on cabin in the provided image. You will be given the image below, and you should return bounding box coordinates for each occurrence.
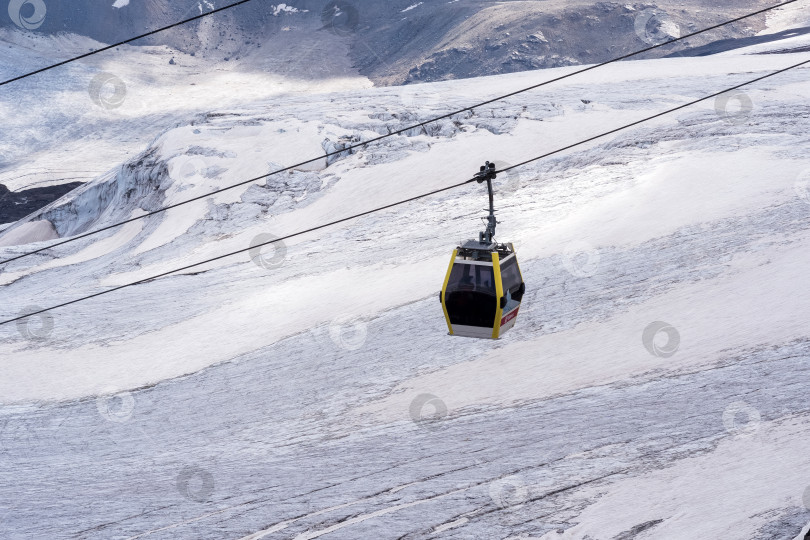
[440,249,457,335]
[491,252,503,339]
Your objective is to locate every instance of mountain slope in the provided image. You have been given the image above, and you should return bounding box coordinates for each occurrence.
[1,35,810,537]
[3,0,804,85]
[2,0,807,216]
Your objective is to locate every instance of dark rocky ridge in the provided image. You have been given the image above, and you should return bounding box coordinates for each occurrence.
[1,0,776,85]
[0,182,83,224]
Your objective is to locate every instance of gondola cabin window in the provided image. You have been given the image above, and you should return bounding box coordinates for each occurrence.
[445,262,497,327]
[500,256,524,301]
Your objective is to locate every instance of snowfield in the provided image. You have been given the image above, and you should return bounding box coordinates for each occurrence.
[2,30,810,539]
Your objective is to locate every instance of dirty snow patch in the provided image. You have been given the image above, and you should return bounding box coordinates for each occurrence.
[0,220,58,247]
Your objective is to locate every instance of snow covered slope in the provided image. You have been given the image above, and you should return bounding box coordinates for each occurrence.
[2,0,805,198]
[0,21,369,198]
[1,39,810,539]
